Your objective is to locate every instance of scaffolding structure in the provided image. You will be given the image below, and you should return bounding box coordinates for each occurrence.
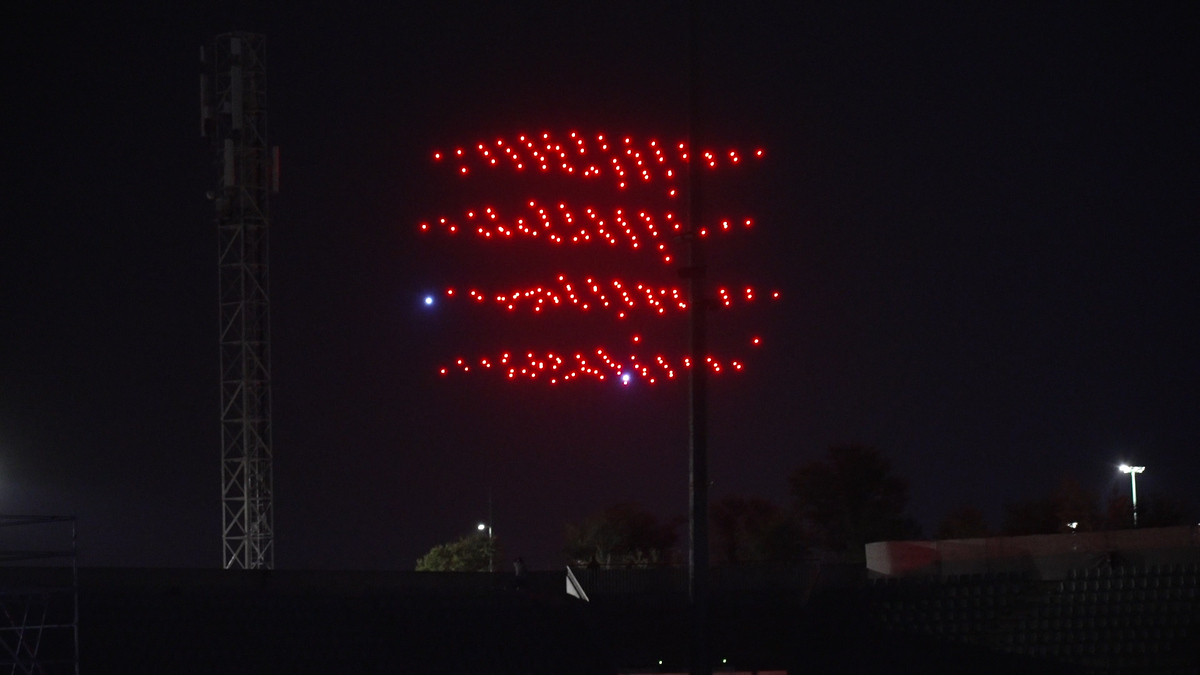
[0,515,79,674]
[202,32,278,569]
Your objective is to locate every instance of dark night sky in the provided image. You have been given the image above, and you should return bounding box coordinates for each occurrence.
[2,2,1197,570]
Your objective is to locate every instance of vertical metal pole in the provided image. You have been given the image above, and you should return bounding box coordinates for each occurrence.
[72,518,80,675]
[687,2,710,673]
[1130,472,1139,528]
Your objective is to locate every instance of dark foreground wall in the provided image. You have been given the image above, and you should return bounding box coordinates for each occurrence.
[72,568,610,674]
[8,564,1189,673]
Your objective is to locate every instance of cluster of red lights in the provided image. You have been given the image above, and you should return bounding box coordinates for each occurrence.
[419,202,753,265]
[438,338,761,385]
[442,277,779,318]
[423,130,774,387]
[432,131,763,196]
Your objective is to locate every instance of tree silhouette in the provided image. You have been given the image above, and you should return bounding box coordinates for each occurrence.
[1104,487,1134,530]
[710,495,809,566]
[1002,476,1196,536]
[1139,495,1195,528]
[1105,487,1195,530]
[788,444,920,560]
[564,503,681,568]
[1002,475,1101,535]
[416,532,501,572]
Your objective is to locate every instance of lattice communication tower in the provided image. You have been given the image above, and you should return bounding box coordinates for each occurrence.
[201,32,279,569]
[0,515,79,674]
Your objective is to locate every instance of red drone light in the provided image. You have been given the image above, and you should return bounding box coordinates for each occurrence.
[422,130,777,387]
[418,201,758,265]
[428,131,764,199]
[438,346,746,385]
[438,276,778,318]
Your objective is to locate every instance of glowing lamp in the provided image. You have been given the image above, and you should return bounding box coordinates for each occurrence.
[1119,464,1146,527]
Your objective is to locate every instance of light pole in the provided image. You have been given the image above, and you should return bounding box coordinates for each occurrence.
[477,522,493,572]
[1119,464,1145,527]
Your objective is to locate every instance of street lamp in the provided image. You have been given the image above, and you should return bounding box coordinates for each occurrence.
[477,522,493,572]
[1119,464,1145,527]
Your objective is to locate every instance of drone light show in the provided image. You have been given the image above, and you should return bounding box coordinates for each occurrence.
[430,131,763,196]
[436,277,779,318]
[420,203,757,265]
[421,130,775,387]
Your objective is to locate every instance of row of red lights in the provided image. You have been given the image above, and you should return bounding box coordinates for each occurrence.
[437,341,760,385]
[432,131,764,196]
[443,277,780,318]
[419,202,754,265]
[424,132,773,388]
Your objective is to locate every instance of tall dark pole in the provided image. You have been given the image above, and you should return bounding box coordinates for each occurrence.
[686,2,710,674]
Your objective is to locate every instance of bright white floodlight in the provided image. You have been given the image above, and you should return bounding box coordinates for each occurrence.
[1119,464,1146,527]
[477,521,494,572]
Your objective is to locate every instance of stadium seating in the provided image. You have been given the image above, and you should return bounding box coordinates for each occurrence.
[863,562,1199,673]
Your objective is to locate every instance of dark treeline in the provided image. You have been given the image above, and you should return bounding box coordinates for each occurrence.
[557,444,1197,570]
[561,444,922,568]
[417,444,1196,570]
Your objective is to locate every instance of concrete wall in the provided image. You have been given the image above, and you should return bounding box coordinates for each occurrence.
[866,525,1200,578]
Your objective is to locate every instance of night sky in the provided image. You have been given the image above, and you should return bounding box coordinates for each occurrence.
[2,2,1197,570]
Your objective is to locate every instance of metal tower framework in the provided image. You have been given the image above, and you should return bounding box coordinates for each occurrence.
[202,32,277,569]
[0,516,80,674]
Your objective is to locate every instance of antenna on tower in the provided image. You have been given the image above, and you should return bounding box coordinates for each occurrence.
[202,32,278,569]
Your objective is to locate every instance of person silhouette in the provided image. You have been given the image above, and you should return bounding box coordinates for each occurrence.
[513,557,528,590]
